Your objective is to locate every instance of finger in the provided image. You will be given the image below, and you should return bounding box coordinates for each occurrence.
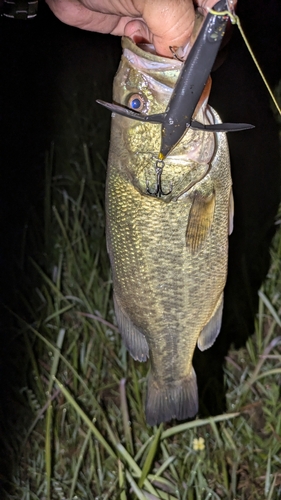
[123,20,152,45]
[142,0,196,57]
[45,0,123,31]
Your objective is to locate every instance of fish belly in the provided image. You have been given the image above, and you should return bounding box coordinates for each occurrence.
[106,116,232,426]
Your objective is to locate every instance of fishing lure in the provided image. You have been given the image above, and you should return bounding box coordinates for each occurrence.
[97,0,254,197]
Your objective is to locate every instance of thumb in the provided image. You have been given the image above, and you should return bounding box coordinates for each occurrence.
[124,20,153,47]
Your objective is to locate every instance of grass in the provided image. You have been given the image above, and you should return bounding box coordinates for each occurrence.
[3,134,281,499]
[2,56,281,498]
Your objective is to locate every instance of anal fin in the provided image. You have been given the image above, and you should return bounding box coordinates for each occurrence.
[145,368,198,426]
[186,189,215,254]
[113,294,149,362]
[197,295,223,351]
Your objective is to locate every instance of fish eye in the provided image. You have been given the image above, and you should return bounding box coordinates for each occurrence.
[127,93,145,112]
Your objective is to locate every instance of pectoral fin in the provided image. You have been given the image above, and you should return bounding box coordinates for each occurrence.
[186,190,215,254]
[113,294,149,362]
[197,295,223,351]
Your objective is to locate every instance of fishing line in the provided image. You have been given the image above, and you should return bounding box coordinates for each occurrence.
[208,7,281,116]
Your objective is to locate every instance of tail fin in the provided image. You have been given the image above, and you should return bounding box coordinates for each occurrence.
[145,368,198,426]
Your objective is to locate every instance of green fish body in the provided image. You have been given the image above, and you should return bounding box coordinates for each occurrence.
[106,37,233,426]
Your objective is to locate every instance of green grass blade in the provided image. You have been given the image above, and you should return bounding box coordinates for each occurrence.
[69,427,91,499]
[45,404,53,500]
[209,418,223,447]
[134,436,154,462]
[161,412,240,440]
[125,470,148,500]
[265,450,272,496]
[149,455,176,482]
[44,304,75,324]
[267,473,277,500]
[258,290,281,328]
[120,378,134,456]
[138,425,162,489]
[54,377,117,460]
[48,328,66,396]
[116,443,159,497]
[118,459,127,500]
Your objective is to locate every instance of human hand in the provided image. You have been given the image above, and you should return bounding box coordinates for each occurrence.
[45,0,237,57]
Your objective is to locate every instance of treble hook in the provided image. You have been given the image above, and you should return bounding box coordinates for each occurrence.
[146,160,172,198]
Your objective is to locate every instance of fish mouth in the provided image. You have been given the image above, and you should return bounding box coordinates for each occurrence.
[122,10,204,64]
[122,37,183,88]
[134,151,206,165]
[158,155,210,165]
[122,36,183,66]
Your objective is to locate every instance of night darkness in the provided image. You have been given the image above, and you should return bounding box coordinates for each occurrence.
[0,0,281,492]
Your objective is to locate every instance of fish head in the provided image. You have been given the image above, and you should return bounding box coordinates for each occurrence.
[113,37,182,119]
[110,37,216,199]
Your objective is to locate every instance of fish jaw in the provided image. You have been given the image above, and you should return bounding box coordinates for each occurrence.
[106,38,232,426]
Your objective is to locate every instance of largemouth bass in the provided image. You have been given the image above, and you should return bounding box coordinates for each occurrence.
[105,34,234,426]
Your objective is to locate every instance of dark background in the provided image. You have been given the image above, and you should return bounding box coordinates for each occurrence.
[0,0,280,492]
